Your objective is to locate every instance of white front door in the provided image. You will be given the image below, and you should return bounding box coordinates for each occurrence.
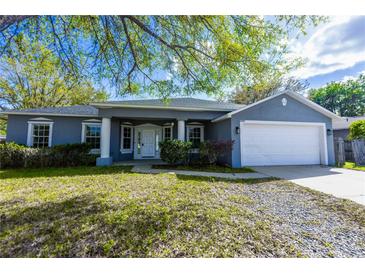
[141,129,155,157]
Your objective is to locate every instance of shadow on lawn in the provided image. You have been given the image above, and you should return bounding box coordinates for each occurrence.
[0,194,173,257]
[0,166,133,180]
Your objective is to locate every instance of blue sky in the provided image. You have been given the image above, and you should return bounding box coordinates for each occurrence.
[289,16,365,88]
[119,16,365,100]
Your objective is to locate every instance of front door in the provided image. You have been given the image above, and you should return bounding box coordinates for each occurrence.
[141,129,155,157]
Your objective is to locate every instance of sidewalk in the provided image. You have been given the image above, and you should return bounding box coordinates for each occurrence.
[131,165,270,180]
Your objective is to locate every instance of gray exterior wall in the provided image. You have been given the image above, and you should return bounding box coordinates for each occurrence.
[229,94,335,167]
[206,119,232,165]
[5,113,218,162]
[6,115,90,146]
[334,129,349,140]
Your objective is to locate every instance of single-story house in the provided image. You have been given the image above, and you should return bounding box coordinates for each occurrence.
[1,91,342,167]
[333,116,365,140]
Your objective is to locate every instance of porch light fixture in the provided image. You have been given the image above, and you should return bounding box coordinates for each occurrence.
[235,126,240,134]
[281,97,287,106]
[327,129,332,136]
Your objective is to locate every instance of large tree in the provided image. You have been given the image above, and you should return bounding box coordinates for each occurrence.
[309,74,365,117]
[0,16,325,99]
[230,74,308,105]
[0,35,108,110]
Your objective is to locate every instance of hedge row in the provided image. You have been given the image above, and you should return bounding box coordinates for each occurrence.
[0,142,97,169]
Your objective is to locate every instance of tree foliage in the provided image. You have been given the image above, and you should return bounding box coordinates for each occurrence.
[348,120,365,140]
[308,74,365,117]
[231,76,308,105]
[0,16,325,98]
[0,35,108,110]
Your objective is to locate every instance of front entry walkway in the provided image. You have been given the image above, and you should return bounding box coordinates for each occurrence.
[131,165,270,180]
[253,165,365,206]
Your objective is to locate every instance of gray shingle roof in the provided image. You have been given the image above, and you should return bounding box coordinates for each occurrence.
[2,98,245,116]
[3,105,98,116]
[93,98,244,111]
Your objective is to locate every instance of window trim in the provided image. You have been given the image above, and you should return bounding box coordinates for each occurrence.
[81,122,102,154]
[187,125,204,142]
[27,121,54,147]
[187,125,204,152]
[162,126,173,141]
[121,125,134,154]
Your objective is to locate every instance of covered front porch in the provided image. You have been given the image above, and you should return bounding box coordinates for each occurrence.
[96,117,209,166]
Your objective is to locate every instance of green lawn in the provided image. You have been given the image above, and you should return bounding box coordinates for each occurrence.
[343,162,365,171]
[152,164,255,173]
[0,166,364,257]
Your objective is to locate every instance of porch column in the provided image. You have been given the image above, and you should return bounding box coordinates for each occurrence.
[97,117,113,166]
[177,120,185,141]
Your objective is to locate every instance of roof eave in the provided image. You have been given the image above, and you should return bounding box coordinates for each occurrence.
[212,91,343,123]
[91,103,236,112]
[0,112,98,118]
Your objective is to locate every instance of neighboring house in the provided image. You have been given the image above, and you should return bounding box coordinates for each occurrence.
[333,116,365,140]
[1,91,341,167]
[0,135,5,144]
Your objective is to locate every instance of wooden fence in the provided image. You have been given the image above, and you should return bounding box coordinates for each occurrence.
[334,137,365,166]
[344,141,354,162]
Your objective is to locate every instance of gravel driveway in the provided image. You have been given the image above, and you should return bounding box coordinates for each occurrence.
[226,180,365,257]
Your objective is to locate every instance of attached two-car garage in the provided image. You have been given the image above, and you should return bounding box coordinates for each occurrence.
[240,121,329,166]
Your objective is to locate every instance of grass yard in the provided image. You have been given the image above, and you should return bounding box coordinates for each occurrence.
[1,166,365,258]
[343,162,365,172]
[152,164,255,173]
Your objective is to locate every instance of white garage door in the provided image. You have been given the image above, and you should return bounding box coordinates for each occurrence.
[240,121,326,166]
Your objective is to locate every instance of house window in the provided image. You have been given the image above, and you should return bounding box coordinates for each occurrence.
[163,126,172,140]
[137,131,141,154]
[27,122,53,148]
[81,123,101,153]
[121,125,133,153]
[187,126,204,148]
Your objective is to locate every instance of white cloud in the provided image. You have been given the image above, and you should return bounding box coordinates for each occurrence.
[341,69,365,82]
[341,75,357,82]
[290,16,365,79]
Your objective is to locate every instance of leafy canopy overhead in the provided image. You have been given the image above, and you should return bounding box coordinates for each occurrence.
[0,35,108,110]
[309,74,365,117]
[0,16,325,98]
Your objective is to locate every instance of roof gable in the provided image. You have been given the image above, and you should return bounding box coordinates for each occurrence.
[212,91,342,122]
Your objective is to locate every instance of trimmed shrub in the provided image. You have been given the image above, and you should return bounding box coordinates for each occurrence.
[0,142,97,169]
[199,140,234,165]
[159,140,192,165]
[0,142,29,168]
[348,120,365,140]
[49,143,96,167]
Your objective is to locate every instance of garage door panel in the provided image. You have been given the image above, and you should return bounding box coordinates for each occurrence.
[241,122,321,166]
